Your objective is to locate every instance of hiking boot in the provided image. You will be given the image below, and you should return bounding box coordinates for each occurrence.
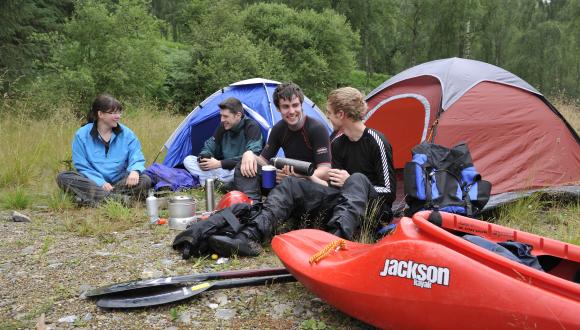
[208,232,263,257]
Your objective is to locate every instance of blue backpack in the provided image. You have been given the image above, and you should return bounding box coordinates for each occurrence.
[403,142,491,216]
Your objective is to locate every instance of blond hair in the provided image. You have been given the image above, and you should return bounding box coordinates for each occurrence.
[327,87,367,121]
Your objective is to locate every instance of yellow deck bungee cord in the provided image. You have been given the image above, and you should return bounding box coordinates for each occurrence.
[309,239,347,264]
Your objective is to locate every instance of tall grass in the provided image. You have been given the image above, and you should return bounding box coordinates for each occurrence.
[1,186,32,209]
[492,193,580,244]
[358,198,385,244]
[552,95,579,133]
[0,108,77,191]
[0,102,184,208]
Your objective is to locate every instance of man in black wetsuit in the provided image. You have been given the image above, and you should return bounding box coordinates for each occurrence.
[210,87,396,257]
[234,82,331,202]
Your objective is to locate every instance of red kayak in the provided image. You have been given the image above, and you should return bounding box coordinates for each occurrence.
[272,211,580,329]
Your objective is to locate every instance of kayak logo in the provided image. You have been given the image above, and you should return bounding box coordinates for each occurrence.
[379,259,450,289]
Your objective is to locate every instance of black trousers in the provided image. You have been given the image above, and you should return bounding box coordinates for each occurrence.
[232,163,264,203]
[249,173,379,241]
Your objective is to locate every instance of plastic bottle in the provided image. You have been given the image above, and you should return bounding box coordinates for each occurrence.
[146,190,159,224]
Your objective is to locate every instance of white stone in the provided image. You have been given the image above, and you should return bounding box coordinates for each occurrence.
[57,315,77,323]
[215,308,235,320]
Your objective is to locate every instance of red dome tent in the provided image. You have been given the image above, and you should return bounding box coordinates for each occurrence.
[364,57,580,208]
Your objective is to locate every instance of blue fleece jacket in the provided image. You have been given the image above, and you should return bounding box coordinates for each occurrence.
[72,123,146,187]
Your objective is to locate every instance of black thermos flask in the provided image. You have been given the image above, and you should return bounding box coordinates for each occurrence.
[270,157,315,176]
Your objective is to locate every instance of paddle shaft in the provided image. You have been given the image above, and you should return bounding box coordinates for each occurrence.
[87,267,289,298]
[96,274,297,308]
[209,273,296,290]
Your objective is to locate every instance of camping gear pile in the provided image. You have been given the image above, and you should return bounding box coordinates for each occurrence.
[171,195,260,259]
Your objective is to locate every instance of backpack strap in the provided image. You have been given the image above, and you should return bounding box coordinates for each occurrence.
[424,166,434,209]
[220,208,242,233]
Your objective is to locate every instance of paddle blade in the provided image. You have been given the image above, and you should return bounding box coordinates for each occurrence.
[96,282,213,308]
[86,277,196,298]
[96,274,296,309]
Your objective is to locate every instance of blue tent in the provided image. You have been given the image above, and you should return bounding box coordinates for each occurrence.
[162,78,333,167]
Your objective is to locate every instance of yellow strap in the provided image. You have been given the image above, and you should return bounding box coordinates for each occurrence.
[309,239,347,264]
[426,118,439,142]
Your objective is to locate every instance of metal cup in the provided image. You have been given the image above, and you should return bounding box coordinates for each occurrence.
[205,178,215,211]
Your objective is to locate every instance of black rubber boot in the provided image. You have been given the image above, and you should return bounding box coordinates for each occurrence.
[208,226,263,257]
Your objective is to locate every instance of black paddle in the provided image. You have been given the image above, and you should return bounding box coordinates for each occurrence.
[96,274,296,308]
[86,267,289,298]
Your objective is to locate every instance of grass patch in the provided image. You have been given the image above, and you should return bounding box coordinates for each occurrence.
[0,320,26,330]
[100,200,134,221]
[0,110,78,191]
[63,201,144,236]
[357,197,385,244]
[1,186,32,209]
[492,193,580,243]
[47,190,75,211]
[301,318,328,330]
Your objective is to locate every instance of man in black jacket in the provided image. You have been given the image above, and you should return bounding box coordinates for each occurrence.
[183,97,262,185]
[209,87,396,257]
[234,82,331,202]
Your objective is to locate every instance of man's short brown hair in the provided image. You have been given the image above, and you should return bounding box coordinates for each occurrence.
[273,82,304,108]
[219,97,244,115]
[327,87,367,121]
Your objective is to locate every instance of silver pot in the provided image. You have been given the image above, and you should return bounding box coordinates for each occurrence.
[168,216,196,231]
[168,196,196,219]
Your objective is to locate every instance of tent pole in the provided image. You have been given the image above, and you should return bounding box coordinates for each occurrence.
[151,145,165,165]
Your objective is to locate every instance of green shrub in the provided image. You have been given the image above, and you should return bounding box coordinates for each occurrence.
[47,190,75,212]
[1,187,32,209]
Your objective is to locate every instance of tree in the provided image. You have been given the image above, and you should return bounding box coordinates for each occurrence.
[48,0,167,104]
[241,3,359,102]
[0,0,73,95]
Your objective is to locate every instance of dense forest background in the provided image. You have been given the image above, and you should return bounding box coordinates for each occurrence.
[1,0,579,115]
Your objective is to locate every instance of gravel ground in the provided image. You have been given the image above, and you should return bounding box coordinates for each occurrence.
[0,208,375,330]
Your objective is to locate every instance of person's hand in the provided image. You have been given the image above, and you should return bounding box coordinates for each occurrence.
[276,169,287,183]
[126,171,139,187]
[102,182,114,192]
[276,165,305,182]
[200,157,221,170]
[240,150,257,177]
[328,168,350,188]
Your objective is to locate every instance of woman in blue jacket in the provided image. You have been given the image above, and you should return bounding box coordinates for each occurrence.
[57,94,151,206]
